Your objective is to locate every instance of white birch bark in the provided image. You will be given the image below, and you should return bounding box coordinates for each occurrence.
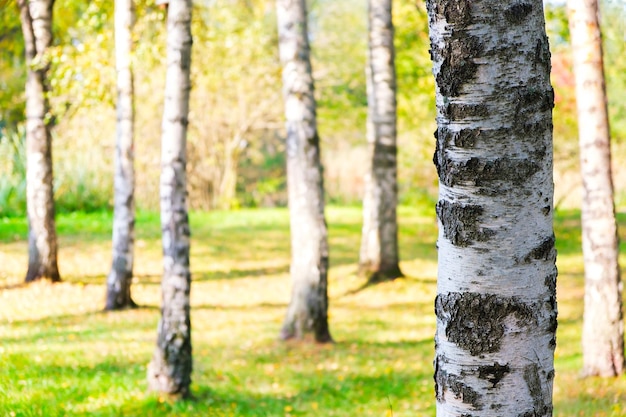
[106,0,136,310]
[276,0,332,343]
[359,0,403,283]
[567,0,625,377]
[19,0,60,283]
[147,0,193,397]
[427,0,558,414]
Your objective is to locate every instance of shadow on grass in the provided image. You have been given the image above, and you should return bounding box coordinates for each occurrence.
[193,302,287,311]
[2,335,436,416]
[44,263,291,288]
[2,310,106,328]
[0,281,29,291]
[338,273,437,297]
[134,264,291,286]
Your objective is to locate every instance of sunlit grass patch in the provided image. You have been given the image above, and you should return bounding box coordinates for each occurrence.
[1,206,626,415]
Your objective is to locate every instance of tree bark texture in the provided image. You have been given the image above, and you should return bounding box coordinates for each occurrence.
[359,0,403,283]
[106,0,137,310]
[567,0,625,377]
[19,0,60,283]
[147,0,193,397]
[427,0,558,414]
[276,0,332,343]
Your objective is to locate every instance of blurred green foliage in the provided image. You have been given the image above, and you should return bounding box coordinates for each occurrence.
[1,0,626,215]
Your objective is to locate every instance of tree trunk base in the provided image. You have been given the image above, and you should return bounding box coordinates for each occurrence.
[359,264,404,284]
[104,298,138,311]
[147,352,191,399]
[279,327,334,344]
[25,269,61,283]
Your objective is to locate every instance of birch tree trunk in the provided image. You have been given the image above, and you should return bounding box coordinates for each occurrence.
[276,0,332,343]
[147,0,193,397]
[567,0,625,377]
[427,0,558,414]
[359,0,403,283]
[19,0,60,283]
[105,0,136,310]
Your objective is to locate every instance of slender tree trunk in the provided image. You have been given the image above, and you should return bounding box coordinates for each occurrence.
[147,0,193,397]
[428,0,558,414]
[359,0,403,284]
[276,0,332,343]
[105,0,137,310]
[567,0,625,377]
[19,0,60,283]
[216,135,241,210]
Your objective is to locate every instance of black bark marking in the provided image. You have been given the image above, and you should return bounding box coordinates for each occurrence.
[522,363,552,416]
[439,127,481,148]
[470,158,540,186]
[433,129,443,178]
[428,0,473,25]
[435,354,483,410]
[478,362,511,388]
[522,120,550,138]
[434,353,445,401]
[438,156,541,188]
[544,271,557,295]
[533,145,547,161]
[436,200,494,246]
[443,102,489,120]
[547,305,558,333]
[435,292,536,355]
[534,35,552,71]
[504,3,533,24]
[437,35,483,97]
[443,0,472,25]
[546,286,558,349]
[448,374,482,410]
[373,143,398,168]
[515,88,554,119]
[454,128,481,148]
[523,234,556,263]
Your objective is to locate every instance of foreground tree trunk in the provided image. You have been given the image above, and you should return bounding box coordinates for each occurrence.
[359,0,403,283]
[19,0,60,283]
[105,0,136,310]
[147,0,193,397]
[428,0,558,414]
[567,0,625,377]
[276,0,332,343]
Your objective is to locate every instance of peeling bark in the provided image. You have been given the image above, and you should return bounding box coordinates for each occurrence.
[106,0,136,311]
[19,0,60,283]
[147,0,193,397]
[567,0,625,377]
[359,0,403,283]
[427,0,557,414]
[276,0,332,343]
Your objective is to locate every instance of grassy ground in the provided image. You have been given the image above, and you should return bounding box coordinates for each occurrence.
[1,206,626,416]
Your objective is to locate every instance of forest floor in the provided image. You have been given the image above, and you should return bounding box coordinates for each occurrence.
[1,206,626,416]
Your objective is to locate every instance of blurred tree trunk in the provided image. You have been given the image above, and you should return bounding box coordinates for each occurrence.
[19,0,60,283]
[105,0,136,310]
[359,0,402,283]
[215,133,242,210]
[428,0,557,414]
[147,0,193,398]
[277,0,332,343]
[568,0,625,377]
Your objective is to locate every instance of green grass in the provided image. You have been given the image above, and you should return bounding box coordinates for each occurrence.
[1,206,626,416]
